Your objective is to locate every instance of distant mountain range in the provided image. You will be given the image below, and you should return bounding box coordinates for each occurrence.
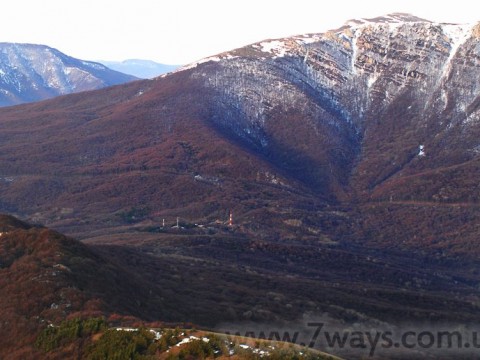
[0,43,137,107]
[99,59,179,78]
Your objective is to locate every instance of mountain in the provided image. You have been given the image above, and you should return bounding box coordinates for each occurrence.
[0,43,137,107]
[0,214,168,358]
[0,14,480,357]
[99,59,179,78]
[0,215,339,359]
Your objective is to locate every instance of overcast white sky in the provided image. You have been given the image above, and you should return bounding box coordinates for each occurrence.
[1,0,479,64]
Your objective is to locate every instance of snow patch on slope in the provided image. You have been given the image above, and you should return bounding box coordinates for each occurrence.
[82,61,105,70]
[367,73,378,88]
[350,30,359,74]
[347,15,410,33]
[174,54,238,73]
[252,34,322,59]
[257,40,287,57]
[294,34,322,44]
[440,24,472,79]
[418,144,426,157]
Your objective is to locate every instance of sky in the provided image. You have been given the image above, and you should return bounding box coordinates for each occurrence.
[1,0,479,65]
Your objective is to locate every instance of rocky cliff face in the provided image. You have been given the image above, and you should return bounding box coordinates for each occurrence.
[0,43,136,106]
[185,13,480,201]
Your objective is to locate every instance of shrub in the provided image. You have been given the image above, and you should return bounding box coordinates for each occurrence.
[86,327,158,360]
[35,317,107,352]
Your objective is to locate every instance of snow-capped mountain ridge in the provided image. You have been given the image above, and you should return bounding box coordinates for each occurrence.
[167,14,480,198]
[176,13,477,75]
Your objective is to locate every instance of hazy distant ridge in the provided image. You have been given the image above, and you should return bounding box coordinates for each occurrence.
[99,59,179,78]
[0,43,137,106]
